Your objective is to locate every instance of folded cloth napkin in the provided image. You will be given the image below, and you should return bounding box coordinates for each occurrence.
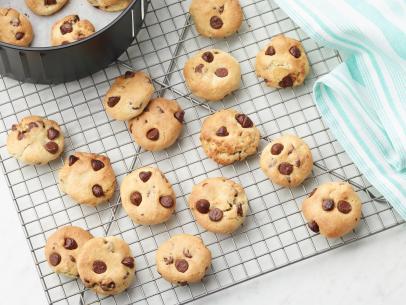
[274,0,406,218]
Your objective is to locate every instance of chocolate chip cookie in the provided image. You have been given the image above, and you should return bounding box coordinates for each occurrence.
[120,166,176,225]
[77,236,135,295]
[58,152,116,206]
[0,8,34,47]
[183,49,241,101]
[51,15,95,46]
[103,71,154,121]
[260,134,313,187]
[7,115,64,165]
[128,98,184,151]
[189,0,243,38]
[188,177,249,234]
[25,0,69,16]
[87,0,131,12]
[256,35,310,88]
[45,226,93,277]
[200,109,260,165]
[302,182,362,238]
[156,234,211,285]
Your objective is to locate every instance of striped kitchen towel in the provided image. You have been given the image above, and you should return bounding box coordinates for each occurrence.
[274,0,406,218]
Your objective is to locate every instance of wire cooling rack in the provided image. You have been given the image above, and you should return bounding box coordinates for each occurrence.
[0,0,403,304]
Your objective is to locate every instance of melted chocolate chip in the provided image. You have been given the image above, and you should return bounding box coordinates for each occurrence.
[10,18,20,27]
[218,5,224,14]
[146,128,159,141]
[139,171,152,182]
[107,96,120,107]
[237,204,243,217]
[337,200,352,214]
[100,281,115,291]
[28,122,38,130]
[92,260,107,274]
[121,257,135,268]
[91,159,105,171]
[210,16,223,29]
[278,162,293,175]
[60,22,73,35]
[183,248,192,258]
[17,132,24,140]
[235,114,254,128]
[195,199,210,214]
[44,142,59,154]
[215,67,228,78]
[124,71,135,78]
[322,199,335,211]
[202,51,214,63]
[265,46,275,56]
[271,143,284,155]
[130,191,142,206]
[45,0,57,5]
[49,252,61,266]
[209,208,223,222]
[15,32,24,40]
[279,75,294,88]
[174,110,185,123]
[92,184,104,197]
[308,188,317,197]
[164,256,174,265]
[216,126,229,137]
[295,159,301,167]
[63,238,78,250]
[47,127,59,140]
[159,196,174,208]
[289,46,301,58]
[195,64,204,73]
[308,220,319,233]
[68,155,79,166]
[11,124,17,131]
[175,259,189,273]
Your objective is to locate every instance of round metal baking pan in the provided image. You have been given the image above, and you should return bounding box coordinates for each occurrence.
[0,0,148,84]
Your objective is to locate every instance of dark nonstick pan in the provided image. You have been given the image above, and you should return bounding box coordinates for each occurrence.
[0,0,148,84]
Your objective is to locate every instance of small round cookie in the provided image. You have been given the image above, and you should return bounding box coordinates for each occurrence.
[260,134,313,187]
[103,71,154,121]
[0,8,34,47]
[302,182,362,238]
[77,236,135,295]
[120,166,176,225]
[183,49,241,101]
[200,109,260,165]
[7,115,64,165]
[255,35,310,88]
[58,152,116,206]
[128,98,184,151]
[25,0,69,16]
[51,15,95,46]
[188,177,248,234]
[189,0,243,38]
[156,234,211,285]
[44,226,93,277]
[88,0,131,12]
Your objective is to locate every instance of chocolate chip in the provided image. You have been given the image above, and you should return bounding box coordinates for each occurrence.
[68,155,79,166]
[69,255,76,262]
[91,159,105,171]
[215,67,228,78]
[183,248,192,258]
[195,64,204,73]
[337,200,352,214]
[295,159,301,167]
[237,204,243,217]
[47,127,60,140]
[107,96,120,107]
[124,71,135,78]
[210,16,223,29]
[308,188,317,197]
[45,0,57,5]
[218,5,224,13]
[271,143,284,155]
[139,171,152,182]
[101,281,115,291]
[175,259,189,273]
[235,114,254,128]
[17,132,24,140]
[15,32,24,40]
[209,208,223,222]
[308,220,319,233]
[174,110,185,123]
[279,75,294,88]
[278,162,293,175]
[49,252,61,266]
[265,46,275,56]
[121,257,134,268]
[178,281,188,286]
[28,122,38,130]
[146,128,159,141]
[11,124,17,131]
[92,184,104,197]
[92,260,107,274]
[164,256,173,265]
[202,51,214,63]
[159,196,174,208]
[63,238,78,250]
[44,142,59,154]
[322,199,335,211]
[10,18,20,27]
[216,126,229,137]
[60,22,73,35]
[195,199,210,214]
[289,46,301,58]
[130,191,142,206]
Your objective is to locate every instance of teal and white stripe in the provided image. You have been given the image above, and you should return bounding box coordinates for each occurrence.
[274,0,406,218]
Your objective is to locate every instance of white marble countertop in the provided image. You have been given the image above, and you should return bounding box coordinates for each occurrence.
[1,171,405,305]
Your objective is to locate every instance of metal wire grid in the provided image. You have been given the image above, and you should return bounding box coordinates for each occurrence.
[0,0,403,304]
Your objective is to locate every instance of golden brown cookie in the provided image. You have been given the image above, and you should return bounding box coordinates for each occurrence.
[87,0,131,12]
[0,8,34,47]
[51,15,95,46]
[25,0,69,16]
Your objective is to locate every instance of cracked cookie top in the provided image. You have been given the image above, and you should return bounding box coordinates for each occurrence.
[7,115,64,165]
[188,177,249,234]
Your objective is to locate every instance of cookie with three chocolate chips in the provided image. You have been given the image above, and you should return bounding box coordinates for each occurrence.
[51,15,95,46]
[0,8,34,47]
